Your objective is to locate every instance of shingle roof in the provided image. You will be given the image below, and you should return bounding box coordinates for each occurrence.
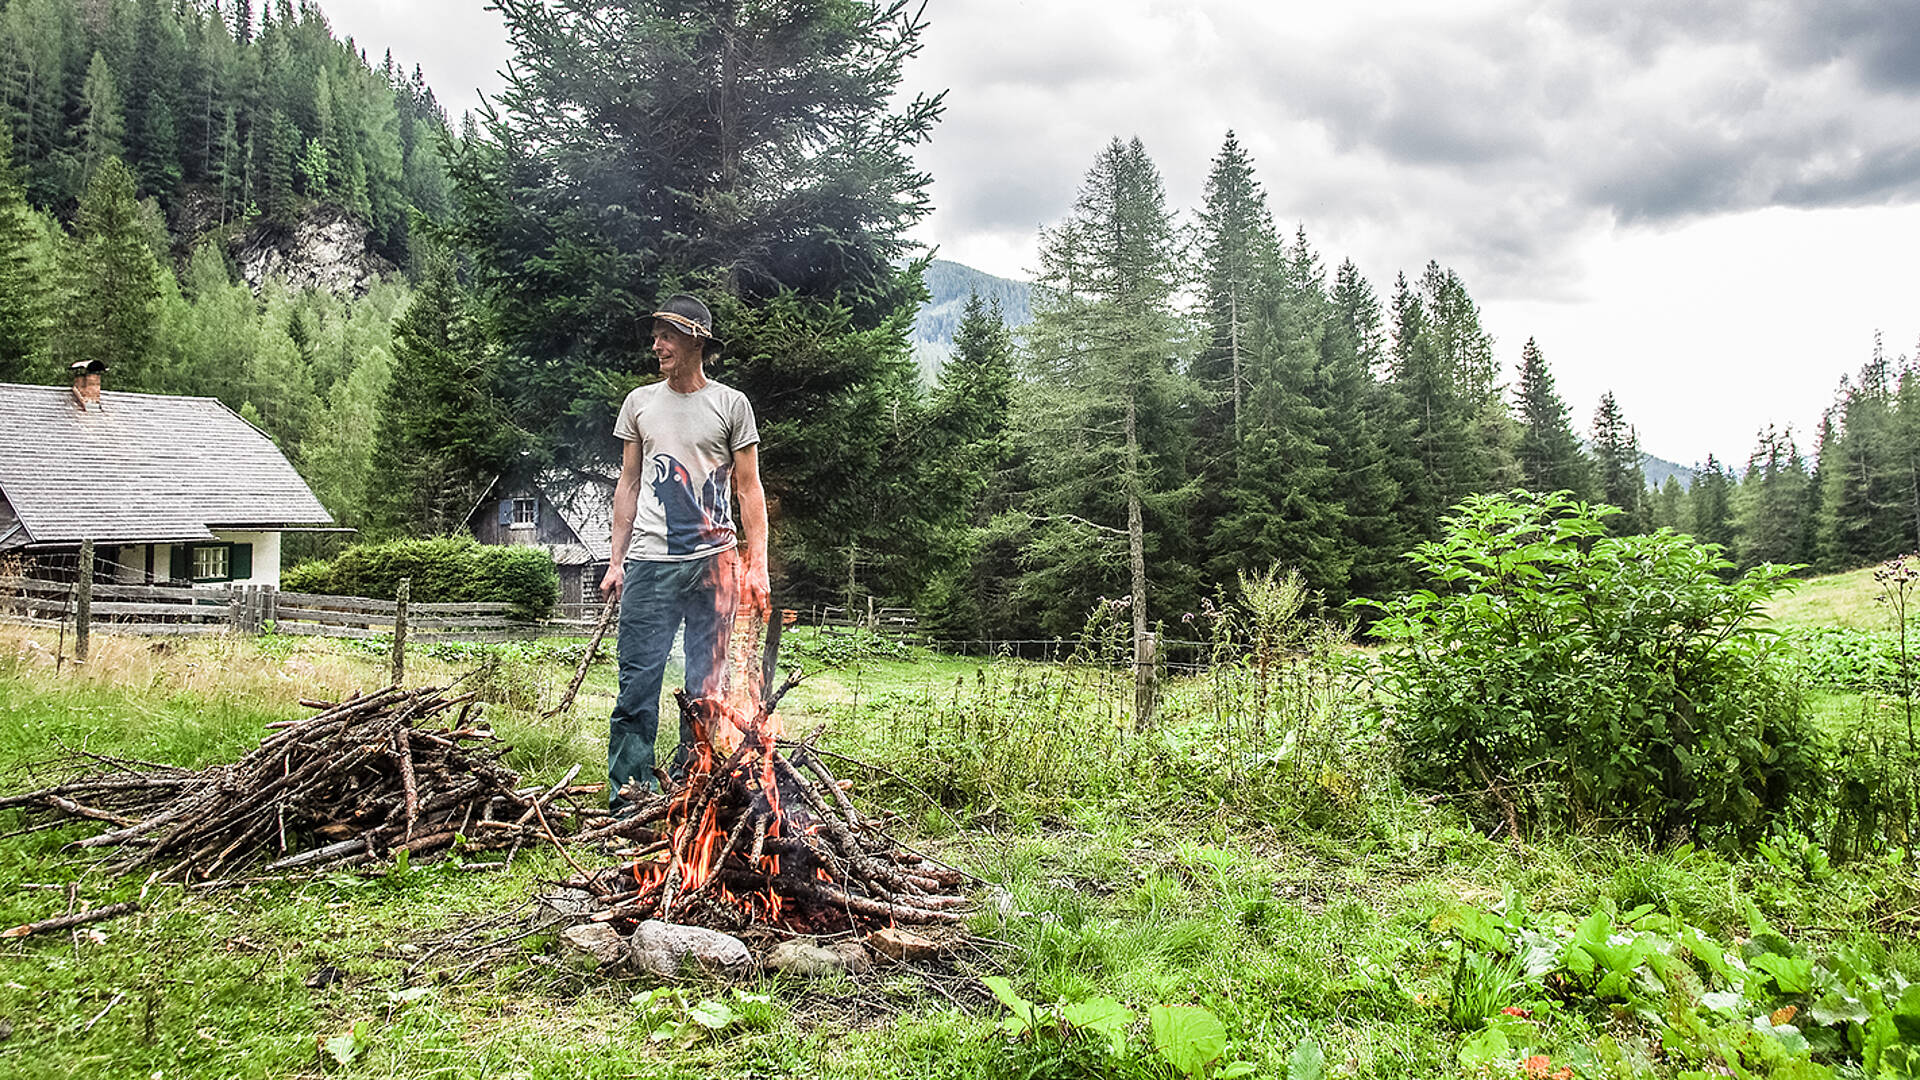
[0,383,333,549]
[539,470,614,564]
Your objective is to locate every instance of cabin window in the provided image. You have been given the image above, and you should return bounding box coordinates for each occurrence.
[193,545,230,581]
[512,497,538,526]
[171,542,252,583]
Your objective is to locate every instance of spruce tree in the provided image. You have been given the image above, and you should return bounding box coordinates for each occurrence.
[1193,131,1279,454]
[1590,391,1646,533]
[367,252,507,537]
[1209,226,1345,601]
[1325,258,1406,603]
[918,292,1015,636]
[446,0,943,601]
[1514,337,1591,498]
[1018,136,1195,724]
[1735,425,1813,568]
[56,157,162,385]
[1819,345,1905,567]
[77,51,125,182]
[1691,454,1736,553]
[0,121,50,383]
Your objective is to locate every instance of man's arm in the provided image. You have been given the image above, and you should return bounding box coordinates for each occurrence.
[732,442,770,616]
[600,439,644,600]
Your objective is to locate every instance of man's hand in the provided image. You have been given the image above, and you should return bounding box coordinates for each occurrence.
[737,554,770,620]
[600,562,625,602]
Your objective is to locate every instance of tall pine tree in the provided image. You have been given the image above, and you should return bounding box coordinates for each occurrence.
[0,120,51,383]
[1017,136,1195,724]
[366,252,506,537]
[1513,337,1591,498]
[445,0,944,602]
[1590,391,1646,533]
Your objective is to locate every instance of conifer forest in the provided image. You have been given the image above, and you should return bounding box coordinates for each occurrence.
[1,0,1914,635]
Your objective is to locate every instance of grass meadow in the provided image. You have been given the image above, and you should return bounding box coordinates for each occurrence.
[0,573,1914,1080]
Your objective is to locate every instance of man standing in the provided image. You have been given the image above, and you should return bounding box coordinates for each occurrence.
[601,294,769,812]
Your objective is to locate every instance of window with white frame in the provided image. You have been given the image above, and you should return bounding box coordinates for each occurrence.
[511,497,538,526]
[193,545,230,581]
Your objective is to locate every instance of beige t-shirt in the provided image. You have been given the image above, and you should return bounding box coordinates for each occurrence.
[612,379,759,562]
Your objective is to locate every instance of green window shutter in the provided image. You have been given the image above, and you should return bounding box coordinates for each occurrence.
[229,543,253,581]
[169,545,190,582]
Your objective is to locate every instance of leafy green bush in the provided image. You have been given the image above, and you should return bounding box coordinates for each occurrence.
[1364,491,1822,846]
[282,537,558,618]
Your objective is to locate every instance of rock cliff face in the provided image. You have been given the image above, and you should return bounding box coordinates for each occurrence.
[230,204,396,297]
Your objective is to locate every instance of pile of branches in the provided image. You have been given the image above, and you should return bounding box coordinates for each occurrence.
[1,685,598,882]
[568,690,975,936]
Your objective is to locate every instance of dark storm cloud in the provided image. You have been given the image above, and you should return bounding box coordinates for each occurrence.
[1774,0,1920,92]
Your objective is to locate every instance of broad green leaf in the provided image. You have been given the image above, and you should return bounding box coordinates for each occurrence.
[1752,953,1814,995]
[1149,1004,1228,1077]
[1808,989,1869,1028]
[981,975,1035,1025]
[1682,928,1743,988]
[1287,1035,1326,1080]
[1702,990,1745,1015]
[1457,1025,1509,1071]
[687,999,736,1030]
[1219,1064,1257,1079]
[1896,983,1920,1042]
[1060,998,1133,1057]
[324,1022,370,1066]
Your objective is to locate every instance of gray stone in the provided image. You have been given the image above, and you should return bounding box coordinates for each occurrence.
[629,920,754,980]
[765,939,872,977]
[560,923,628,971]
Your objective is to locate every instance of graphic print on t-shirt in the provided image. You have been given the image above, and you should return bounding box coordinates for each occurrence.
[650,454,735,556]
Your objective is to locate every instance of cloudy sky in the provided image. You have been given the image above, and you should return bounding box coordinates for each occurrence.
[319,0,1920,468]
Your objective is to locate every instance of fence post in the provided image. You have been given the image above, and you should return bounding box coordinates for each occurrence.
[390,578,410,687]
[74,539,92,664]
[227,584,244,634]
[263,585,277,631]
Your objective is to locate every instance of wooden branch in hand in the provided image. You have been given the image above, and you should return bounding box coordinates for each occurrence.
[542,600,618,720]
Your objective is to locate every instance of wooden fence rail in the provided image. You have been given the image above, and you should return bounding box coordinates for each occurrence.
[0,578,549,643]
[1,576,937,650]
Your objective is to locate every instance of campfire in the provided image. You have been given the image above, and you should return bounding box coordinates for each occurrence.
[567,616,976,936]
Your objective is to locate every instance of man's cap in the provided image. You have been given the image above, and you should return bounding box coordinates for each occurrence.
[650,294,722,347]
[69,359,108,376]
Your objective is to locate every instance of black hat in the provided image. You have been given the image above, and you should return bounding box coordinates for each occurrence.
[68,359,108,376]
[650,294,722,347]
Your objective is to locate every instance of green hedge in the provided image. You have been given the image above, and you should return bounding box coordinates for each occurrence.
[282,538,558,618]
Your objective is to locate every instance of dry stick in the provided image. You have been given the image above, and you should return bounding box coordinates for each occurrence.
[748,813,769,864]
[39,795,141,828]
[83,991,124,1033]
[677,810,757,906]
[778,741,983,886]
[511,764,583,827]
[396,728,419,839]
[1,901,140,939]
[529,798,592,881]
[798,752,863,830]
[541,599,617,720]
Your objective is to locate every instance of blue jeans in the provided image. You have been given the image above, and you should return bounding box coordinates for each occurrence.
[608,553,737,811]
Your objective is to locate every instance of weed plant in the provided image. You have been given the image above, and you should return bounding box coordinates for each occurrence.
[1367,491,1822,847]
[1159,566,1394,834]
